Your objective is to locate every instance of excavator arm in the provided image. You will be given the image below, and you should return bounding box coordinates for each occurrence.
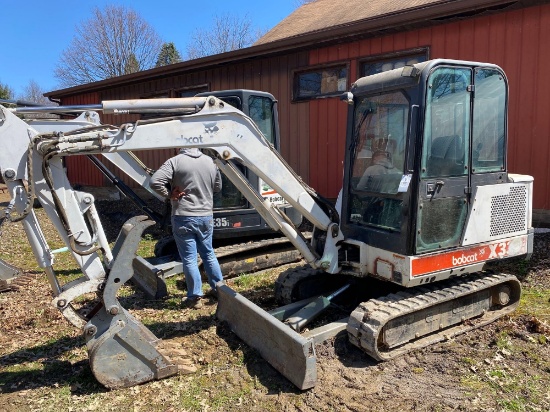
[0,96,342,389]
[12,96,342,270]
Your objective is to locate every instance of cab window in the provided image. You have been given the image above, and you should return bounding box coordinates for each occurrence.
[348,91,408,231]
[472,69,506,173]
[421,67,471,178]
[249,96,275,144]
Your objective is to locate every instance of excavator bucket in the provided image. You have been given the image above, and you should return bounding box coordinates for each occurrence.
[83,216,183,389]
[86,305,178,388]
[0,258,23,292]
[216,283,318,390]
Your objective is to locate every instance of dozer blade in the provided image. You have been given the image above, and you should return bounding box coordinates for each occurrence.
[132,255,170,299]
[216,283,317,390]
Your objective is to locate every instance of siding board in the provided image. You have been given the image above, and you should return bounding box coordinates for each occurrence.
[538,5,550,210]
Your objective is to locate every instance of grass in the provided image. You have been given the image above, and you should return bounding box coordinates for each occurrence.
[516,287,550,321]
[459,317,549,412]
[495,331,513,351]
[231,271,277,291]
[462,357,477,366]
[462,369,546,412]
[1,209,549,411]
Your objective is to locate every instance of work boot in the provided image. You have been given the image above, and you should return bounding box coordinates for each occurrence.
[181,296,204,309]
[204,288,218,300]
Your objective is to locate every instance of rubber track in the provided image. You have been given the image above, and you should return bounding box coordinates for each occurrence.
[213,236,305,260]
[347,272,521,361]
[274,264,324,304]
[199,233,312,276]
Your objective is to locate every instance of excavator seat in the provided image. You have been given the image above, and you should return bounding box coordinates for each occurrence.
[427,135,465,177]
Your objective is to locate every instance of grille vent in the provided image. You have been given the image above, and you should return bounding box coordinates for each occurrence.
[490,186,527,236]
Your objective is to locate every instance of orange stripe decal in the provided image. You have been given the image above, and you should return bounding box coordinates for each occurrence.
[411,237,528,277]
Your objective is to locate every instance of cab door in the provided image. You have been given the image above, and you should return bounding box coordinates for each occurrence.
[416,66,472,253]
[470,68,507,194]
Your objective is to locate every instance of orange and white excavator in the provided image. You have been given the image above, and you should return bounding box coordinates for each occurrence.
[0,59,532,390]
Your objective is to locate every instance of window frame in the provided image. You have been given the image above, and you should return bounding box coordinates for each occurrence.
[471,68,507,174]
[358,48,429,78]
[174,84,209,98]
[140,90,171,99]
[292,62,350,102]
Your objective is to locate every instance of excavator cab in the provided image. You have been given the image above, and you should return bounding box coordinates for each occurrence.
[342,59,509,257]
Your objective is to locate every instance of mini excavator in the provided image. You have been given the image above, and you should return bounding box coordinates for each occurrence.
[0,59,532,389]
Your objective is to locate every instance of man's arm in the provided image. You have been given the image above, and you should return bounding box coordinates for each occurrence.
[213,168,222,194]
[149,160,174,199]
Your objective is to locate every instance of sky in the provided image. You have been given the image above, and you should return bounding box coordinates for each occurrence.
[2,0,301,97]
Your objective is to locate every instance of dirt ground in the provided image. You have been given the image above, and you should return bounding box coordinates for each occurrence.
[0,189,549,411]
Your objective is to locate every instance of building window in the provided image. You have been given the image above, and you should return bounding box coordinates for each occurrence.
[293,65,348,101]
[141,91,170,99]
[361,51,428,77]
[175,85,209,98]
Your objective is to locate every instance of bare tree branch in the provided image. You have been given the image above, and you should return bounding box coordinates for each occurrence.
[16,80,58,118]
[55,5,163,87]
[186,13,265,60]
[18,80,48,104]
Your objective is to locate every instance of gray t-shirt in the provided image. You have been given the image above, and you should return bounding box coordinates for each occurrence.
[150,149,222,216]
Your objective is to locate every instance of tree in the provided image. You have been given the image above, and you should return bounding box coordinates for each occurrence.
[186,14,265,60]
[17,80,58,119]
[124,53,140,75]
[18,80,50,105]
[0,81,14,100]
[155,42,182,67]
[54,5,163,87]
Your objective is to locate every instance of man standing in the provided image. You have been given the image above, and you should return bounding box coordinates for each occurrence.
[150,148,223,309]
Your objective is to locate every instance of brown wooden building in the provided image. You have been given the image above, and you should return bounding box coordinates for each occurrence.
[46,0,550,224]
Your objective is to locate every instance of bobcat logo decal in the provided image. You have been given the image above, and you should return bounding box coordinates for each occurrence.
[203,122,219,137]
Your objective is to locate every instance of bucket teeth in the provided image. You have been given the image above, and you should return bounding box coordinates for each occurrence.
[12,273,36,286]
[157,340,197,374]
[0,279,10,292]
[1,273,36,291]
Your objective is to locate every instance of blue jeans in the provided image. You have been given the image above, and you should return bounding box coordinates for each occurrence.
[172,215,223,298]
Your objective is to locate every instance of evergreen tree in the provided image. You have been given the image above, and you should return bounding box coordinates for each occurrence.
[0,81,13,100]
[124,53,140,75]
[155,42,182,67]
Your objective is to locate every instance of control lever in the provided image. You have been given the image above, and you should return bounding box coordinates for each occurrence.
[427,180,445,199]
